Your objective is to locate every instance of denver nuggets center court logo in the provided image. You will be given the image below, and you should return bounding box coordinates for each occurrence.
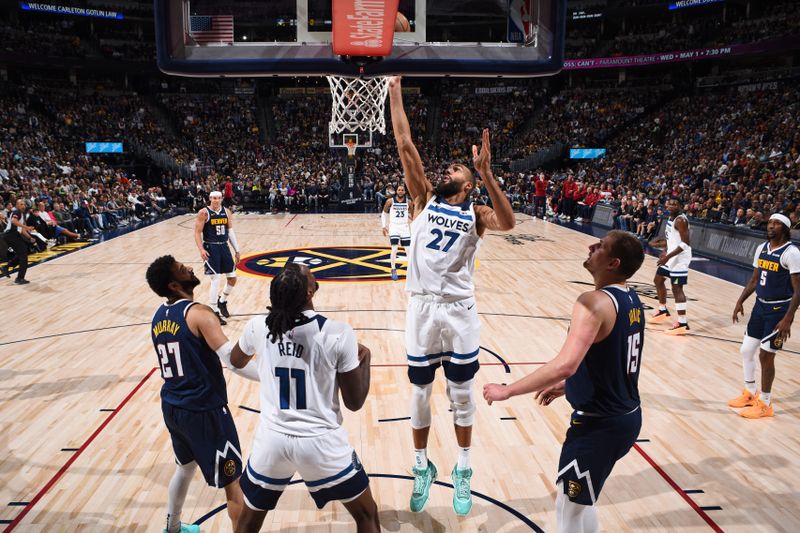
[238,246,406,282]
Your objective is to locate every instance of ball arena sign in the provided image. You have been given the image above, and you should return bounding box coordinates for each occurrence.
[238,246,405,282]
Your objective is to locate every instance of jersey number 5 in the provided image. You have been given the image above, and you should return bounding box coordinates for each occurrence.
[426,229,459,252]
[275,367,307,409]
[759,270,767,286]
[626,332,641,374]
[157,342,184,379]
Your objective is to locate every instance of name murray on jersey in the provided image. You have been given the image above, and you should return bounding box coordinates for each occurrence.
[426,212,472,233]
[153,319,181,337]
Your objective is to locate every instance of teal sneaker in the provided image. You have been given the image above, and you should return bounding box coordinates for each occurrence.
[451,465,473,516]
[410,460,437,512]
[162,524,200,533]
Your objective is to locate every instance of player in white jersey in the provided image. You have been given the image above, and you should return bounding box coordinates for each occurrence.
[388,76,516,516]
[650,197,692,334]
[228,264,380,533]
[382,184,414,280]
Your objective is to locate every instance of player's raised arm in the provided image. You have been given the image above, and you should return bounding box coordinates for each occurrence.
[472,129,515,235]
[195,208,209,262]
[388,76,432,211]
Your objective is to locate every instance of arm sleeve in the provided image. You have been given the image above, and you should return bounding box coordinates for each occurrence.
[781,245,800,274]
[336,325,360,374]
[228,228,240,253]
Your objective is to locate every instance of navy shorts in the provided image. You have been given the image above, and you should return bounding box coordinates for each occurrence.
[390,236,411,247]
[204,243,235,275]
[747,299,790,352]
[656,266,688,286]
[162,402,243,488]
[556,408,641,505]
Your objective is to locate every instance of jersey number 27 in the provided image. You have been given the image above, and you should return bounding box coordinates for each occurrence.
[157,342,184,379]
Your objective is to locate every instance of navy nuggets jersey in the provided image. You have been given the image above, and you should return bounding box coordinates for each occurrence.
[203,207,229,244]
[754,242,800,301]
[151,299,228,410]
[566,286,644,416]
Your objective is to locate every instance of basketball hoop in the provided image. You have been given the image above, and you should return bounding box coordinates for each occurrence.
[327,75,390,137]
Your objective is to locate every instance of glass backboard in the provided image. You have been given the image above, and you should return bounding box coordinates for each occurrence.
[155,0,566,77]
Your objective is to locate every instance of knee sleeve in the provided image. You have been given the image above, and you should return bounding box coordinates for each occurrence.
[446,379,476,427]
[741,335,760,361]
[556,481,599,533]
[410,383,433,429]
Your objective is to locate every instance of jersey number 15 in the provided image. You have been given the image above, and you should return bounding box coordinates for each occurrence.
[626,332,641,374]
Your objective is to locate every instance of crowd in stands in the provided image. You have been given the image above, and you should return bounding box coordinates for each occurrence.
[505,87,665,160]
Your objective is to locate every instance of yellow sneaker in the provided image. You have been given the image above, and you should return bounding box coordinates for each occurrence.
[739,399,774,419]
[727,389,758,408]
[664,322,690,335]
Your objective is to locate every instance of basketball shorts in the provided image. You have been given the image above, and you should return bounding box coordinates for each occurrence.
[657,254,690,285]
[747,299,790,352]
[240,425,369,511]
[389,225,411,247]
[161,402,243,488]
[204,242,235,276]
[406,294,481,385]
[556,407,641,506]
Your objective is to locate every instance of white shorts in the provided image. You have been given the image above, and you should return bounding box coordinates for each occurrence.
[240,425,369,511]
[406,294,481,385]
[665,252,691,280]
[389,224,411,246]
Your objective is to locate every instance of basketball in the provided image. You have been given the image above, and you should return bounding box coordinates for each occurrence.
[395,11,410,32]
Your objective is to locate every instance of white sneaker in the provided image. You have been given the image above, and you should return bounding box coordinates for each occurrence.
[575,217,583,222]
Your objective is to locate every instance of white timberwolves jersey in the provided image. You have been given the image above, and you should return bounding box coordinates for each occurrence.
[389,197,410,237]
[406,195,481,300]
[238,310,360,437]
[665,213,691,269]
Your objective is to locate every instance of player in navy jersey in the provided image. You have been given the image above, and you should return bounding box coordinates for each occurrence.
[484,230,645,533]
[147,255,257,533]
[195,191,241,325]
[728,214,800,418]
[389,76,516,516]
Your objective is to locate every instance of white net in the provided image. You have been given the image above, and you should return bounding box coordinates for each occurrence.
[327,76,390,136]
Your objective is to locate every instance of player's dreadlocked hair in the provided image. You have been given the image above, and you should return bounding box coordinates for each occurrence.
[265,264,309,343]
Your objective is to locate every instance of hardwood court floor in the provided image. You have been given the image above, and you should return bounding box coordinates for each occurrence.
[1,213,798,532]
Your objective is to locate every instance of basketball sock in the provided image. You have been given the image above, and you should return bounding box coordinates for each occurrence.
[209,275,219,311]
[219,282,233,303]
[744,381,757,395]
[676,302,687,324]
[414,448,428,471]
[457,447,470,470]
[761,391,771,405]
[167,461,197,533]
[390,245,398,269]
